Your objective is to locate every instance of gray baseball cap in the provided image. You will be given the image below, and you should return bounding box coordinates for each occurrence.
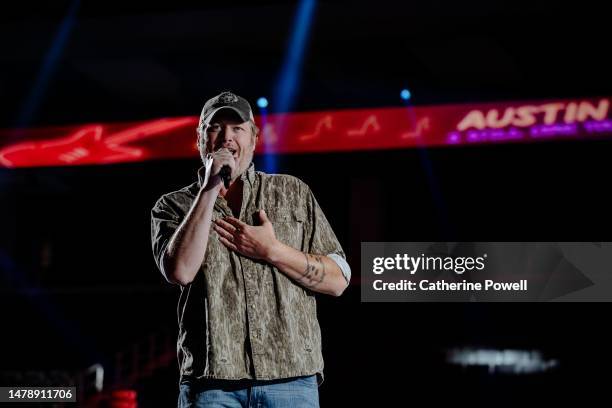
[197,91,254,133]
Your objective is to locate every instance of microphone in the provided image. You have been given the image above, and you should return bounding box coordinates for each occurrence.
[220,165,231,189]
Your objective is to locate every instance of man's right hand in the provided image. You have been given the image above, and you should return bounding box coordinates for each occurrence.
[210,147,236,179]
[200,148,236,190]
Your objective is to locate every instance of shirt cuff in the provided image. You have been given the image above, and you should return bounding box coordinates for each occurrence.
[327,253,351,284]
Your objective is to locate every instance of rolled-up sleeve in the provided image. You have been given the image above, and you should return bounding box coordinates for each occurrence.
[327,253,351,284]
[150,195,181,281]
[304,186,351,284]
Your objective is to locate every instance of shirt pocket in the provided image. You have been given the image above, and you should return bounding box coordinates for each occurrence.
[268,209,306,251]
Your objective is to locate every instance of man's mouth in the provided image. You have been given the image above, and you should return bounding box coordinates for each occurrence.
[228,148,239,159]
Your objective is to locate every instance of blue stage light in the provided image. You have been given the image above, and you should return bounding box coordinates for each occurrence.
[257,97,269,109]
[400,89,411,101]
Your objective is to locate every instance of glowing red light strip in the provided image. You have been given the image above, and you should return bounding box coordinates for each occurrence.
[0,97,610,168]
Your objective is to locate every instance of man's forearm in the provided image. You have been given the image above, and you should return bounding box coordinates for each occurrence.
[163,178,221,285]
[266,242,348,297]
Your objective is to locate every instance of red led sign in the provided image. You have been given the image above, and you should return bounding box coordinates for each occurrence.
[0,97,610,168]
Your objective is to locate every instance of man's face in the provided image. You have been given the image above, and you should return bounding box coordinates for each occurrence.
[204,109,257,179]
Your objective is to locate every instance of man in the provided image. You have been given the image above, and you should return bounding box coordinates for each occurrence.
[150,91,351,407]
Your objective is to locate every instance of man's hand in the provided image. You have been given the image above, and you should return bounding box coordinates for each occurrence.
[198,148,236,191]
[213,209,279,261]
[214,209,349,296]
[211,147,236,178]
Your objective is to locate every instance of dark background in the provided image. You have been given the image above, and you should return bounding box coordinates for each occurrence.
[1,1,610,406]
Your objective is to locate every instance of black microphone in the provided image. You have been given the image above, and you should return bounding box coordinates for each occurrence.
[220,165,231,189]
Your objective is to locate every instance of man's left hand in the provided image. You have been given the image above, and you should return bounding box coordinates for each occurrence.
[214,209,278,261]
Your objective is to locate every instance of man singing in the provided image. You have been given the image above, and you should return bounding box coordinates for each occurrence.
[151,91,351,407]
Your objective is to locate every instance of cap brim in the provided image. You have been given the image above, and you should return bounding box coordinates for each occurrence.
[203,106,250,125]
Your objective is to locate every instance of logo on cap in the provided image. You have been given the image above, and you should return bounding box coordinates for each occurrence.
[218,92,239,104]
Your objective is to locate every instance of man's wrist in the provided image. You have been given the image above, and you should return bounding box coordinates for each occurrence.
[265,239,284,265]
[203,175,223,192]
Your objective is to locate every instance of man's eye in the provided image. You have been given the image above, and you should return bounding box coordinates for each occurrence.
[207,125,221,132]
[234,127,244,132]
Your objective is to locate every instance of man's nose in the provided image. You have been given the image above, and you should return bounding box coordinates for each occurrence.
[219,125,235,144]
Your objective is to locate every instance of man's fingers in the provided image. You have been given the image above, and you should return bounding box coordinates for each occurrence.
[213,147,232,157]
[215,218,238,232]
[212,149,236,174]
[224,217,248,230]
[258,209,270,225]
[213,157,235,173]
[215,155,234,166]
[218,236,238,251]
[213,224,234,241]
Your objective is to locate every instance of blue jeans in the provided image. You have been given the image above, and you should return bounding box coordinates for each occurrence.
[178,375,319,408]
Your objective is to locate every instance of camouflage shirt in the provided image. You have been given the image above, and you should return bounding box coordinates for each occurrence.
[150,163,348,385]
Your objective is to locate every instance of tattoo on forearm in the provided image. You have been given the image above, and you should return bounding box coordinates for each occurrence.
[298,253,313,284]
[314,256,326,285]
[298,254,327,287]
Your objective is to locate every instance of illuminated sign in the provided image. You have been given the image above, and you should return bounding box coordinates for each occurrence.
[449,99,610,145]
[0,97,610,168]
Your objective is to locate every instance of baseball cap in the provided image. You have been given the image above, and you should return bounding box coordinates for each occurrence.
[197,91,254,133]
